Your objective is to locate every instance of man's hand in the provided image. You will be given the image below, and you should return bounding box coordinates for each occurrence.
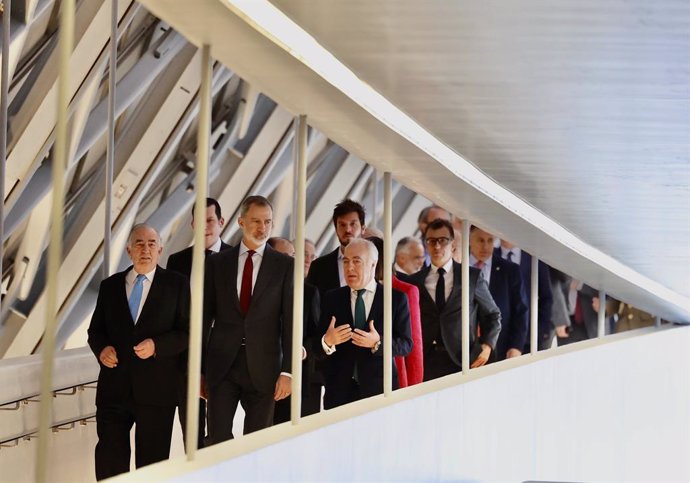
[324,316,352,347]
[351,320,380,349]
[274,374,291,401]
[470,343,491,368]
[99,346,118,368]
[506,348,522,359]
[555,325,569,338]
[133,338,156,359]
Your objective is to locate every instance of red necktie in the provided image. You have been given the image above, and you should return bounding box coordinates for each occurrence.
[240,250,255,314]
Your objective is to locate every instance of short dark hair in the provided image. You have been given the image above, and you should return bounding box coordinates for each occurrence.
[425,218,454,239]
[332,199,366,228]
[417,206,431,224]
[240,195,273,217]
[192,197,222,220]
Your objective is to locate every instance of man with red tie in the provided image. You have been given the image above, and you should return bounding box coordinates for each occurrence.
[203,196,293,443]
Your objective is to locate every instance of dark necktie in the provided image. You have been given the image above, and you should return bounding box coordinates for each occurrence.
[436,267,446,313]
[240,250,255,314]
[507,251,513,263]
[205,249,213,257]
[354,289,367,330]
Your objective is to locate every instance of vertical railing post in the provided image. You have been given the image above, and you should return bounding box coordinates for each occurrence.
[291,114,307,423]
[104,0,118,278]
[597,289,606,338]
[186,43,212,460]
[383,172,393,396]
[36,0,74,481]
[461,220,470,374]
[530,255,539,354]
[0,0,11,313]
[655,315,661,329]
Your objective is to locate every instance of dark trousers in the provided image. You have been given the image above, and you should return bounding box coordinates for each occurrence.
[557,318,590,346]
[177,374,207,450]
[323,378,361,410]
[207,347,275,444]
[94,401,175,481]
[273,382,322,424]
[423,348,461,381]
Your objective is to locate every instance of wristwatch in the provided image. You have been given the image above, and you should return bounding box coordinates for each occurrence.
[371,340,381,353]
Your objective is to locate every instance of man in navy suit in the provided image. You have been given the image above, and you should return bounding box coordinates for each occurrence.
[469,226,528,362]
[495,240,553,351]
[88,224,189,480]
[306,199,366,295]
[319,238,413,409]
[166,197,232,449]
[203,196,293,442]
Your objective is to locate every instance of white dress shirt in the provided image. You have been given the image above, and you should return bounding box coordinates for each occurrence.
[126,267,157,323]
[208,237,222,254]
[469,254,493,285]
[500,246,521,265]
[322,278,377,355]
[236,241,266,296]
[424,258,453,304]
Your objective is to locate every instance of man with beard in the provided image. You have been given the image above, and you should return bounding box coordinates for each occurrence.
[203,196,293,442]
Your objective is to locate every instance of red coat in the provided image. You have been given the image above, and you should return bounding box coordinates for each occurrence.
[393,277,424,386]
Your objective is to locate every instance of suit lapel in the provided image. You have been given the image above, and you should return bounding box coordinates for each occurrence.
[226,246,241,312]
[120,269,134,325]
[136,266,164,326]
[447,261,462,307]
[369,284,383,324]
[250,245,275,304]
[341,287,354,326]
[414,265,436,313]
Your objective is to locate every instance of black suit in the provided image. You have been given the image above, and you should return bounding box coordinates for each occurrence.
[166,241,231,449]
[203,244,293,442]
[318,284,412,409]
[486,255,529,361]
[306,247,341,294]
[403,262,501,381]
[87,266,189,480]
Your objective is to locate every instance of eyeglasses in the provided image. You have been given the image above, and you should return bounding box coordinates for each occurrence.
[425,237,451,247]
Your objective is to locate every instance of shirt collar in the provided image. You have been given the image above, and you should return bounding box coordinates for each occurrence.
[431,257,453,274]
[500,246,519,259]
[127,266,157,284]
[208,237,222,253]
[352,277,377,295]
[240,240,266,256]
[393,262,408,274]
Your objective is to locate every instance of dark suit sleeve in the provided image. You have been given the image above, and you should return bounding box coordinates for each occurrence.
[166,252,184,276]
[201,256,217,374]
[389,292,413,357]
[474,272,501,349]
[507,264,529,351]
[303,284,320,360]
[281,257,294,373]
[87,280,110,361]
[538,262,553,333]
[152,274,190,358]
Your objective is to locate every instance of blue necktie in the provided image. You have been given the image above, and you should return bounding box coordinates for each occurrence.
[129,274,146,322]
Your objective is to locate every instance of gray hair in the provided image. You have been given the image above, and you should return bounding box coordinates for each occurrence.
[395,236,423,256]
[346,238,378,262]
[239,195,273,217]
[127,223,161,247]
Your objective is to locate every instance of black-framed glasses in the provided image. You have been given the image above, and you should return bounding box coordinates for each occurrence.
[425,237,451,247]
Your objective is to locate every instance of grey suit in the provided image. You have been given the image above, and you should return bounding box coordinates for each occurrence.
[403,261,501,380]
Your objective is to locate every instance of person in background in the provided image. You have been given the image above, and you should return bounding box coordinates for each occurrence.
[304,238,317,278]
[394,237,425,277]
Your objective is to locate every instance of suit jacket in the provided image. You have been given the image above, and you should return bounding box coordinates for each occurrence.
[494,248,553,344]
[87,266,190,407]
[576,284,617,339]
[301,281,321,393]
[203,244,293,394]
[487,254,529,360]
[392,277,424,386]
[318,284,412,409]
[403,261,501,368]
[166,241,232,278]
[306,247,341,295]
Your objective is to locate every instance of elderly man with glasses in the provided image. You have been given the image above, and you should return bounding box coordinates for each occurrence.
[401,218,501,381]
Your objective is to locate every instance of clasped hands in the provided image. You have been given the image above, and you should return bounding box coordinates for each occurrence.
[98,338,156,368]
[324,316,380,349]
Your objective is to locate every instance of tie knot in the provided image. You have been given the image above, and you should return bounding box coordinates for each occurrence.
[205,249,213,256]
[135,274,146,283]
[474,261,484,269]
[247,250,255,257]
[355,288,366,298]
[437,267,446,276]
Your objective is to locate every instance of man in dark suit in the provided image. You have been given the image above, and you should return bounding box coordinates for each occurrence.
[306,199,366,294]
[166,198,231,449]
[88,224,189,480]
[319,238,412,409]
[203,196,293,443]
[469,226,528,362]
[266,237,321,422]
[495,241,553,351]
[403,219,501,380]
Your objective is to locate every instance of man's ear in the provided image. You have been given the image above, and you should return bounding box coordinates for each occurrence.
[237,217,244,229]
[219,217,225,228]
